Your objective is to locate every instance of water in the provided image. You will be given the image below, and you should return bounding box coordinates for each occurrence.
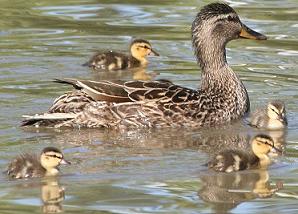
[1,0,298,213]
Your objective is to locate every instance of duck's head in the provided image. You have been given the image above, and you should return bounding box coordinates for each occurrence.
[251,134,282,159]
[40,147,71,173]
[192,3,267,70]
[130,39,159,63]
[267,100,287,124]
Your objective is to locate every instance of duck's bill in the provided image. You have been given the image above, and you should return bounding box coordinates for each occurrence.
[60,159,71,165]
[239,24,267,40]
[150,49,160,56]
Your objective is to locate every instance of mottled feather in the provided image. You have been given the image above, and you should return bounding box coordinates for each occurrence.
[6,153,45,179]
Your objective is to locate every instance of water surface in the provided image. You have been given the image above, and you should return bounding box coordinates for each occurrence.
[1,0,298,213]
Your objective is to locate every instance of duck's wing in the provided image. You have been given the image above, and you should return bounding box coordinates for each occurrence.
[22,79,201,127]
[53,79,131,103]
[53,78,199,104]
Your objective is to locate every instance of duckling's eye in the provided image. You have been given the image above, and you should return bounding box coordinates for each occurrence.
[47,154,62,159]
[139,45,149,49]
[270,108,279,115]
[227,16,233,21]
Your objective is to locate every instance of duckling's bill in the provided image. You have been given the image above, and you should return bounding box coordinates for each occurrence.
[269,145,283,156]
[239,24,267,40]
[60,158,71,165]
[149,49,159,56]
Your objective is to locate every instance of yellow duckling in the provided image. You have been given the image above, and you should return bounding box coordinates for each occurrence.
[83,39,159,71]
[6,147,70,179]
[249,100,287,130]
[208,134,281,172]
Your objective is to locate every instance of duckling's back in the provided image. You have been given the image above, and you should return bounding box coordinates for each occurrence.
[83,51,131,71]
[249,108,268,128]
[6,153,46,179]
[208,150,258,172]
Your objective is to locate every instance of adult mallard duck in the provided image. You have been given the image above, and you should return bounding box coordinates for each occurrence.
[83,39,159,71]
[208,134,281,172]
[249,100,287,130]
[22,3,267,129]
[6,147,71,179]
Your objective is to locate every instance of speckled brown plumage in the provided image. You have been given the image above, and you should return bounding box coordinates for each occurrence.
[22,3,267,129]
[208,149,259,172]
[6,153,46,179]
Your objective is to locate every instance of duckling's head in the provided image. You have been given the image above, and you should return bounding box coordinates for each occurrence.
[267,100,287,123]
[192,3,267,69]
[130,39,159,64]
[40,147,70,174]
[251,134,281,159]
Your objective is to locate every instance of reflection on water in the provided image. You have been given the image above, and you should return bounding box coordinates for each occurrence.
[0,0,298,213]
[41,177,65,213]
[87,67,158,82]
[20,120,287,154]
[198,170,283,213]
[132,68,158,81]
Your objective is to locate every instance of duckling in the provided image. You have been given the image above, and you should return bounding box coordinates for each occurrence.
[6,147,70,179]
[83,39,159,71]
[22,3,267,129]
[249,100,287,130]
[208,134,281,172]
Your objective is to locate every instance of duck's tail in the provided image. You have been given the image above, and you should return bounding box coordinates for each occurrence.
[82,61,90,67]
[21,113,76,127]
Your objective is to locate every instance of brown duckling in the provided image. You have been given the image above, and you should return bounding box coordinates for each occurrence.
[208,134,281,172]
[83,39,159,71]
[6,147,70,179]
[249,100,287,130]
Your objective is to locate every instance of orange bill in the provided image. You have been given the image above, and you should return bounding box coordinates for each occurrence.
[240,24,267,40]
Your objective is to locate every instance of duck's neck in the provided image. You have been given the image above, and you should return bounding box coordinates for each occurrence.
[193,37,236,90]
[193,36,250,115]
[194,39,228,72]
